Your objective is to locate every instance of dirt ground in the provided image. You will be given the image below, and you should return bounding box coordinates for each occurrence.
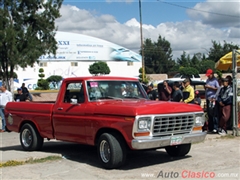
[0,132,240,180]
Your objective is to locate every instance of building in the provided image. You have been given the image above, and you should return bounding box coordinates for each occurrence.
[14,31,142,90]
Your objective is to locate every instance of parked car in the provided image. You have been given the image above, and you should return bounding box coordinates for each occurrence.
[5,76,206,169]
[167,73,203,82]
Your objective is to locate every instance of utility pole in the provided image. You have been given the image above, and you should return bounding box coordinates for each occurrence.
[139,0,145,82]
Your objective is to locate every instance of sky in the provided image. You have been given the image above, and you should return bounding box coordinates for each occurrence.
[56,0,240,60]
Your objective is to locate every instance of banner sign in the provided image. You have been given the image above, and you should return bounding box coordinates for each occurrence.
[38,32,142,62]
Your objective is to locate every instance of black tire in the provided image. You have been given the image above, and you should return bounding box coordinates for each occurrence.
[97,133,126,169]
[165,144,191,157]
[20,123,44,151]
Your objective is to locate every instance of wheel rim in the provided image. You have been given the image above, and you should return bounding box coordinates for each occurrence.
[99,140,110,163]
[21,129,32,147]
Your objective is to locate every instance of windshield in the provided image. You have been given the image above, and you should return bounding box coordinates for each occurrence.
[86,80,148,101]
[173,73,181,78]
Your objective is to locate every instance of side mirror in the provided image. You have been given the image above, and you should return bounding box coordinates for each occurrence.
[70,99,78,105]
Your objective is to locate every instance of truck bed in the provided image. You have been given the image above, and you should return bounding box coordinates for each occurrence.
[5,101,55,138]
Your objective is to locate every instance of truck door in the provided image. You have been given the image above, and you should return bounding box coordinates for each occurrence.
[52,81,87,143]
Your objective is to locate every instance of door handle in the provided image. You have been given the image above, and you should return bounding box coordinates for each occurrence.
[57,107,63,110]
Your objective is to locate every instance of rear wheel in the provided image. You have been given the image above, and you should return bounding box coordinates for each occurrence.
[97,133,126,169]
[165,144,191,157]
[20,123,43,151]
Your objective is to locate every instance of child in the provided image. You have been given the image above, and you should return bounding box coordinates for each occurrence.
[194,90,201,106]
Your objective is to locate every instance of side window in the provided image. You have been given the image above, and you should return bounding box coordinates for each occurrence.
[64,82,85,103]
[182,75,187,79]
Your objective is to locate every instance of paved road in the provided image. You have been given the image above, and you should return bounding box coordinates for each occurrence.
[0,132,240,180]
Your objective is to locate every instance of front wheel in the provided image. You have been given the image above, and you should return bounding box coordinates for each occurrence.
[97,133,126,169]
[20,123,43,151]
[165,144,191,157]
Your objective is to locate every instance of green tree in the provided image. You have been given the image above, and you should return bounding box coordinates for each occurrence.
[177,51,191,68]
[179,67,199,78]
[0,0,63,90]
[138,67,148,84]
[37,79,49,90]
[47,75,62,89]
[89,61,110,76]
[47,75,62,83]
[37,68,49,90]
[190,54,201,71]
[38,68,45,79]
[199,60,216,73]
[208,40,239,63]
[176,52,216,74]
[142,35,175,74]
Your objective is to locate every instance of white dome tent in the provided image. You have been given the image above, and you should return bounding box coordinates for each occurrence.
[14,31,142,90]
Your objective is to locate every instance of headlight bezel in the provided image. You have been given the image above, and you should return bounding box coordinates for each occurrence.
[194,113,206,127]
[137,117,152,131]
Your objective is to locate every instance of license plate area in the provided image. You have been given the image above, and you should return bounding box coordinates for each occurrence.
[170,136,183,146]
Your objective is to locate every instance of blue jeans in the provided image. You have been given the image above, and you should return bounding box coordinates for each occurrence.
[0,108,6,130]
[28,93,33,101]
[25,93,33,101]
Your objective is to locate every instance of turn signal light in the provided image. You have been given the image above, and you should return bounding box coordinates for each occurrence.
[134,132,150,137]
[193,126,202,131]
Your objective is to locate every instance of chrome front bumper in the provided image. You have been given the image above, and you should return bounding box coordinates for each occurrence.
[131,132,207,150]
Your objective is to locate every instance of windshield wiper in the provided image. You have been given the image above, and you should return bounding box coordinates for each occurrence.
[123,96,146,99]
[98,96,123,100]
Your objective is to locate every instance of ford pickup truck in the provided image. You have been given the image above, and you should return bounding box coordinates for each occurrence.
[5,76,206,169]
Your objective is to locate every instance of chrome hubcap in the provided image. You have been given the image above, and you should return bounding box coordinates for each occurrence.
[21,129,32,147]
[99,140,110,163]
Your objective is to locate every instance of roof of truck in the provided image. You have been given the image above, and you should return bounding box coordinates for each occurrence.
[63,76,139,81]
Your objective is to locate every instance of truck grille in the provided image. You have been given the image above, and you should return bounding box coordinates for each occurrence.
[153,114,194,136]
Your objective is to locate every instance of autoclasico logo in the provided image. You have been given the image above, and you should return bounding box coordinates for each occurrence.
[157,170,215,179]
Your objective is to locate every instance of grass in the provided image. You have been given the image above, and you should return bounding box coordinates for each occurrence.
[0,156,62,168]
[218,134,236,139]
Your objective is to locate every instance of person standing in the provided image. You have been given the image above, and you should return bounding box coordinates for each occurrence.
[171,81,183,102]
[217,78,233,135]
[194,90,201,105]
[158,80,172,101]
[204,69,219,132]
[0,85,13,132]
[147,83,158,101]
[181,78,194,104]
[21,83,32,101]
[14,88,28,101]
[211,78,224,133]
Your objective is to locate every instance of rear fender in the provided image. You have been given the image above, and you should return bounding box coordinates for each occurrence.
[19,120,41,135]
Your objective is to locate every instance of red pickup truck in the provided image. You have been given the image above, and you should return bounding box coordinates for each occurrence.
[5,76,206,169]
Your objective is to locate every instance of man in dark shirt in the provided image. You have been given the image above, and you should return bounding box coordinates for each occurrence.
[158,80,172,101]
[15,88,27,101]
[171,81,183,102]
[147,83,158,101]
[21,83,32,101]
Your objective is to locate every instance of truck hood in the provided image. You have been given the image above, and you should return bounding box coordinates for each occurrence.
[92,99,203,116]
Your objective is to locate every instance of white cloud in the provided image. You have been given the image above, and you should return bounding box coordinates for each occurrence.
[187,0,240,28]
[56,4,240,60]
